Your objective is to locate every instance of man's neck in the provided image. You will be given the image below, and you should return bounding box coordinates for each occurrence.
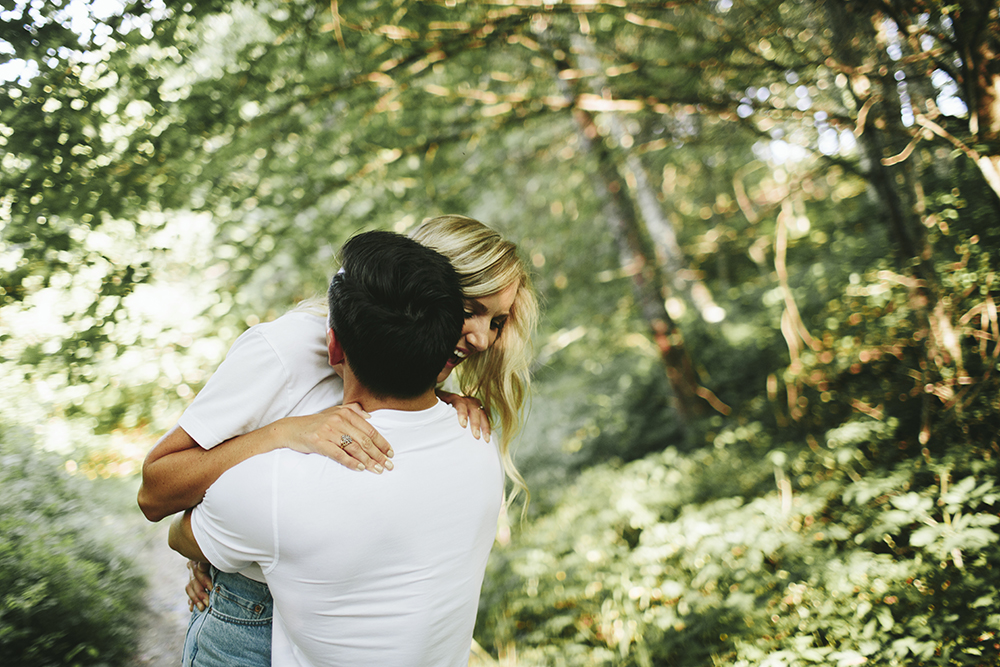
[343,385,438,413]
[336,356,438,412]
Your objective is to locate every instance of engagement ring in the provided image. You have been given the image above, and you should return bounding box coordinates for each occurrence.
[340,434,353,448]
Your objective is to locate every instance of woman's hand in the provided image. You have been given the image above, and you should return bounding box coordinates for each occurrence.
[437,390,491,441]
[186,560,212,612]
[276,403,394,473]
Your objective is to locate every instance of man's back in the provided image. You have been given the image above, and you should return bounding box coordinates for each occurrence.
[191,400,504,667]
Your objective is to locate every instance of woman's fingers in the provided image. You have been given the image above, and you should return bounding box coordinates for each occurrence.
[469,405,491,442]
[332,402,370,420]
[339,403,393,457]
[336,426,393,473]
[335,404,393,472]
[191,561,212,592]
[438,392,490,442]
[185,578,206,612]
[186,560,211,612]
[312,404,394,473]
[453,401,472,430]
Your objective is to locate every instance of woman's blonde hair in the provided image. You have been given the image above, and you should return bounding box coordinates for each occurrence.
[409,215,538,511]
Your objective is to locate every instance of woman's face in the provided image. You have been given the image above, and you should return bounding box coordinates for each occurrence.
[437,281,518,384]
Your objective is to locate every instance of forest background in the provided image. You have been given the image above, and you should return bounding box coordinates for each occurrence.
[3,0,1000,665]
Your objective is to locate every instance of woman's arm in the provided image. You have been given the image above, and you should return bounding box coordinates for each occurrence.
[138,426,268,522]
[138,403,392,522]
[168,510,206,563]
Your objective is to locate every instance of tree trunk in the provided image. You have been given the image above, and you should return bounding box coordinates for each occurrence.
[571,105,710,425]
[544,34,725,424]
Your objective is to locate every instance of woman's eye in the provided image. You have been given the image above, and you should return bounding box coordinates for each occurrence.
[464,311,475,318]
[491,317,507,333]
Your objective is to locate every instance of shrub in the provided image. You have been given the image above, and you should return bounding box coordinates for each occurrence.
[0,422,145,666]
[478,422,1000,666]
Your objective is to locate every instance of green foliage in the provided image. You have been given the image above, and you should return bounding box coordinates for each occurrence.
[0,423,144,666]
[480,418,1000,666]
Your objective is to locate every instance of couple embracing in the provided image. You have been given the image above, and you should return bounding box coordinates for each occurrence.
[137,215,539,666]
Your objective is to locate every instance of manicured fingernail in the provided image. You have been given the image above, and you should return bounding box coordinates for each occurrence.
[356,464,366,471]
[373,464,384,474]
[460,418,468,427]
[473,429,481,439]
[387,449,394,457]
[384,460,394,471]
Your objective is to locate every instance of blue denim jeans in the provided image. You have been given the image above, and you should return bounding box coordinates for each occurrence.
[181,568,273,667]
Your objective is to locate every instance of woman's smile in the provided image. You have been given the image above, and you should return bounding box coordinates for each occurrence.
[438,282,518,382]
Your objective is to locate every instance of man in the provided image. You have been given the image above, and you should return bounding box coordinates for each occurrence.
[168,231,504,666]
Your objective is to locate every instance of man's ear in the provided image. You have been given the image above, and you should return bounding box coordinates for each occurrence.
[327,328,345,367]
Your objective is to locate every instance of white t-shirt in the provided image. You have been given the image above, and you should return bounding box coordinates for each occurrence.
[178,311,343,451]
[191,400,504,667]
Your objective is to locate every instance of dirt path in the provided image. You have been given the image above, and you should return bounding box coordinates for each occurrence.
[127,522,191,667]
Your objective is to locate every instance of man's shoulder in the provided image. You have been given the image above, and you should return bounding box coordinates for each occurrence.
[375,403,501,468]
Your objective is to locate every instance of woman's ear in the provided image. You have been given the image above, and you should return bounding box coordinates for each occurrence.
[327,328,345,368]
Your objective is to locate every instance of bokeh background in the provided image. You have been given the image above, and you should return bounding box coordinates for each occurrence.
[3,0,1000,665]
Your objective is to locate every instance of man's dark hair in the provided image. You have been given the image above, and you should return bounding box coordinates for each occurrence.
[328,230,464,399]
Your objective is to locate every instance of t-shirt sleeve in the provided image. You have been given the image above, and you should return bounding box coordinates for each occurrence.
[178,327,291,449]
[190,453,277,574]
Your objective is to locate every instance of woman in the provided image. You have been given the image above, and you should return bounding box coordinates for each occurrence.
[138,215,538,667]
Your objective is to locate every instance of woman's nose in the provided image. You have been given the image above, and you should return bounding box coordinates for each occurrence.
[465,320,490,352]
